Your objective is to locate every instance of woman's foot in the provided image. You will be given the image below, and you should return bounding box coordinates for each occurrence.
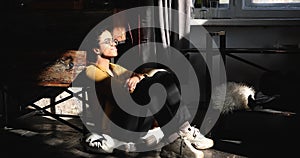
[179,125,214,150]
[81,133,137,154]
[81,133,114,154]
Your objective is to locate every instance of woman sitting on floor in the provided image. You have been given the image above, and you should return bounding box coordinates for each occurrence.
[78,28,213,158]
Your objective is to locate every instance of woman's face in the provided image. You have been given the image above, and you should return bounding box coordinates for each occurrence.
[97,30,118,58]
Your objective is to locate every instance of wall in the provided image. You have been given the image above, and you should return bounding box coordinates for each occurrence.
[189,19,300,111]
[190,19,300,90]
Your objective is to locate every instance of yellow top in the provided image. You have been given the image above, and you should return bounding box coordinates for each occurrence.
[85,63,131,82]
[84,63,133,132]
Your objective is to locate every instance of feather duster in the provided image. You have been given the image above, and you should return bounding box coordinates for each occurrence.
[211,82,255,114]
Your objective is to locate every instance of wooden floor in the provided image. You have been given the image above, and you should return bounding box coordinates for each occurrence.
[0,115,247,158]
[1,105,299,158]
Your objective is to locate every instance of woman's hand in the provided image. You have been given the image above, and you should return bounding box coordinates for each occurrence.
[126,75,144,93]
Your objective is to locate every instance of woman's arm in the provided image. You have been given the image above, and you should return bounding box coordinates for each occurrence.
[126,69,168,93]
[126,73,145,93]
[144,69,167,77]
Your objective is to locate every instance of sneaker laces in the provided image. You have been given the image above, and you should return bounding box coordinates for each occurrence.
[185,126,214,150]
[193,126,205,139]
[183,125,205,141]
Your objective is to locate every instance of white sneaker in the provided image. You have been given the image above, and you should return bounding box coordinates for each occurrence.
[82,132,114,154]
[82,133,132,154]
[141,127,164,146]
[179,126,214,150]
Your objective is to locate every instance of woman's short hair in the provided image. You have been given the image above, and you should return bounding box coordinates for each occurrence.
[85,25,113,62]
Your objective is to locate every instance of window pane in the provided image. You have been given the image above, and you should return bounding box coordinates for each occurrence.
[219,0,229,8]
[220,0,229,4]
[244,0,300,9]
[195,0,229,8]
[252,0,300,3]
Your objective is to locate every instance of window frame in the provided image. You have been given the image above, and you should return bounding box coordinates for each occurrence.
[194,0,300,19]
[244,0,300,10]
[233,0,300,18]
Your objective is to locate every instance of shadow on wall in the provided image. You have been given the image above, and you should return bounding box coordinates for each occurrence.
[259,70,300,113]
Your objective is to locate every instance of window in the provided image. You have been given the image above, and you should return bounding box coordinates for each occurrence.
[195,0,229,8]
[194,0,300,18]
[244,0,300,10]
[235,0,300,18]
[194,0,231,18]
[219,0,230,8]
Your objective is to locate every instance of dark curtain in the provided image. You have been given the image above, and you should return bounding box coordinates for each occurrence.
[113,0,192,75]
[137,0,192,71]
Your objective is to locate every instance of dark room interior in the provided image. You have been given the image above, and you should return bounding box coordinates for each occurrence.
[1,0,299,158]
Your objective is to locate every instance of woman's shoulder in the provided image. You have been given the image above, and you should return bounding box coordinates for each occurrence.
[109,63,123,69]
[109,63,131,76]
[86,63,106,72]
[86,64,100,72]
[109,63,127,71]
[85,64,109,81]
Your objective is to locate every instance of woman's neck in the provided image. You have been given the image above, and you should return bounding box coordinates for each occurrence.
[95,56,114,76]
[96,57,110,71]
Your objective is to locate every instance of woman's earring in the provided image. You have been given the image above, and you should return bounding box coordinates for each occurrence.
[93,48,101,56]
